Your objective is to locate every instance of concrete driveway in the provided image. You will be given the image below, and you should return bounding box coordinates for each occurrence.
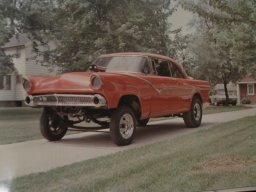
[1,107,256,181]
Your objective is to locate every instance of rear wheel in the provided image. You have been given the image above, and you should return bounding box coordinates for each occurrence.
[110,106,136,146]
[40,108,68,141]
[183,97,202,128]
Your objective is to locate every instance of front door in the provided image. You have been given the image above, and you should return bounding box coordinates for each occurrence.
[142,58,181,117]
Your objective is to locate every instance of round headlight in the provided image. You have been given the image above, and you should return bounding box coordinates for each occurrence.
[22,78,32,92]
[91,75,102,90]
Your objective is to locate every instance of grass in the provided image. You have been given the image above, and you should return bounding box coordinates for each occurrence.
[203,105,251,114]
[0,107,42,144]
[1,116,256,192]
[0,105,252,145]
[0,107,42,118]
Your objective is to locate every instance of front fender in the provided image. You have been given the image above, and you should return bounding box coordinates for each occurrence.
[99,74,154,119]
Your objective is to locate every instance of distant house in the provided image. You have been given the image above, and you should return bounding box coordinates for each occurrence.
[237,75,256,104]
[0,34,57,106]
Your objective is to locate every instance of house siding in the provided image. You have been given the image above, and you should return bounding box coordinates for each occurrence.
[0,74,16,101]
[0,74,25,102]
[4,46,27,75]
[25,41,58,76]
[239,84,256,103]
[2,46,27,103]
[0,35,58,106]
[15,80,25,101]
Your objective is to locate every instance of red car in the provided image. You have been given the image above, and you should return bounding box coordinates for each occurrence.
[23,52,210,146]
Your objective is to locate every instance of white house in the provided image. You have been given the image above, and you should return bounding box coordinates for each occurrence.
[0,34,57,106]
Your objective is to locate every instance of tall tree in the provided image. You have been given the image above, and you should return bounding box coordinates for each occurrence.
[181,0,256,72]
[0,0,15,75]
[8,0,176,72]
[180,0,255,104]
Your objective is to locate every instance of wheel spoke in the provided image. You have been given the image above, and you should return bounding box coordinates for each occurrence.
[119,113,134,139]
[40,109,68,141]
[193,103,201,121]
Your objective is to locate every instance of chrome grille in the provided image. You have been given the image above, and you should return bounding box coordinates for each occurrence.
[25,94,107,108]
[57,96,93,104]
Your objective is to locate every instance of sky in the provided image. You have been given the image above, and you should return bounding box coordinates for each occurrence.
[168,6,196,34]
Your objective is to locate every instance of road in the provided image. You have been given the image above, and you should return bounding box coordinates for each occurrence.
[1,107,256,181]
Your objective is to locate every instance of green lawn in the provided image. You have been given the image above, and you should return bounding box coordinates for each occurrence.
[0,105,252,145]
[0,107,42,118]
[0,108,42,144]
[203,105,251,114]
[1,116,256,192]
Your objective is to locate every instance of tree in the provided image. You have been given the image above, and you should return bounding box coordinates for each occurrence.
[0,1,15,75]
[188,26,245,99]
[5,0,177,72]
[181,0,256,70]
[179,0,255,104]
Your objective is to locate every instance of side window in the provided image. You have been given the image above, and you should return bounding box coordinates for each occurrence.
[169,62,184,78]
[152,58,171,77]
[142,59,151,75]
[151,58,158,75]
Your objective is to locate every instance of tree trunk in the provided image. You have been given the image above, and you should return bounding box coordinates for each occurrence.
[223,81,229,106]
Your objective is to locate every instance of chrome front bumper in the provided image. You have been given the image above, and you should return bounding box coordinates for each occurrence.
[25,94,107,108]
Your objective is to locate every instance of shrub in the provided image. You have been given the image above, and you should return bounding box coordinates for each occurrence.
[241,97,251,104]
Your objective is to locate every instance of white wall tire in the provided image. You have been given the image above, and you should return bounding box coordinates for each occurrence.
[110,106,136,146]
[183,97,202,128]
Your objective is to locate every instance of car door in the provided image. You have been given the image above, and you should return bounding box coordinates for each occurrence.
[169,61,193,111]
[141,57,180,116]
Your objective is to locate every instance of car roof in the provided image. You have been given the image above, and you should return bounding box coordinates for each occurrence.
[98,52,188,78]
[99,52,177,63]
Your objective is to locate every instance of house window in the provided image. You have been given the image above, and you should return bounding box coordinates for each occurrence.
[15,47,21,58]
[247,84,254,95]
[16,75,22,84]
[0,75,11,90]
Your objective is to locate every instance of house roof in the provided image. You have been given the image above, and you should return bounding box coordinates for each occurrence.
[238,75,256,84]
[1,34,30,49]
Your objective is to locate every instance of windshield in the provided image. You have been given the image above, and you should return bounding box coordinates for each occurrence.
[92,57,112,68]
[94,56,146,73]
[217,90,237,95]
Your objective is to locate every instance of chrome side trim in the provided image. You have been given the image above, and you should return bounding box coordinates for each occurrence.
[25,94,107,108]
[117,73,161,94]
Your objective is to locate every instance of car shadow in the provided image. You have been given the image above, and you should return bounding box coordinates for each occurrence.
[57,121,210,148]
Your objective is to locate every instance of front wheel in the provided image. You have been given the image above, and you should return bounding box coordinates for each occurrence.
[183,97,202,128]
[110,106,136,146]
[40,108,68,141]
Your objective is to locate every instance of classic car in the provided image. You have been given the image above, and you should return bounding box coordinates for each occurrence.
[210,83,237,106]
[23,52,210,146]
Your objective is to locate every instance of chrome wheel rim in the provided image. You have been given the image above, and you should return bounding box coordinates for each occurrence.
[193,103,201,121]
[119,113,134,139]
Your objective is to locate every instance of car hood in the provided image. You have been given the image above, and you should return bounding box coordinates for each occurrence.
[29,72,93,94]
